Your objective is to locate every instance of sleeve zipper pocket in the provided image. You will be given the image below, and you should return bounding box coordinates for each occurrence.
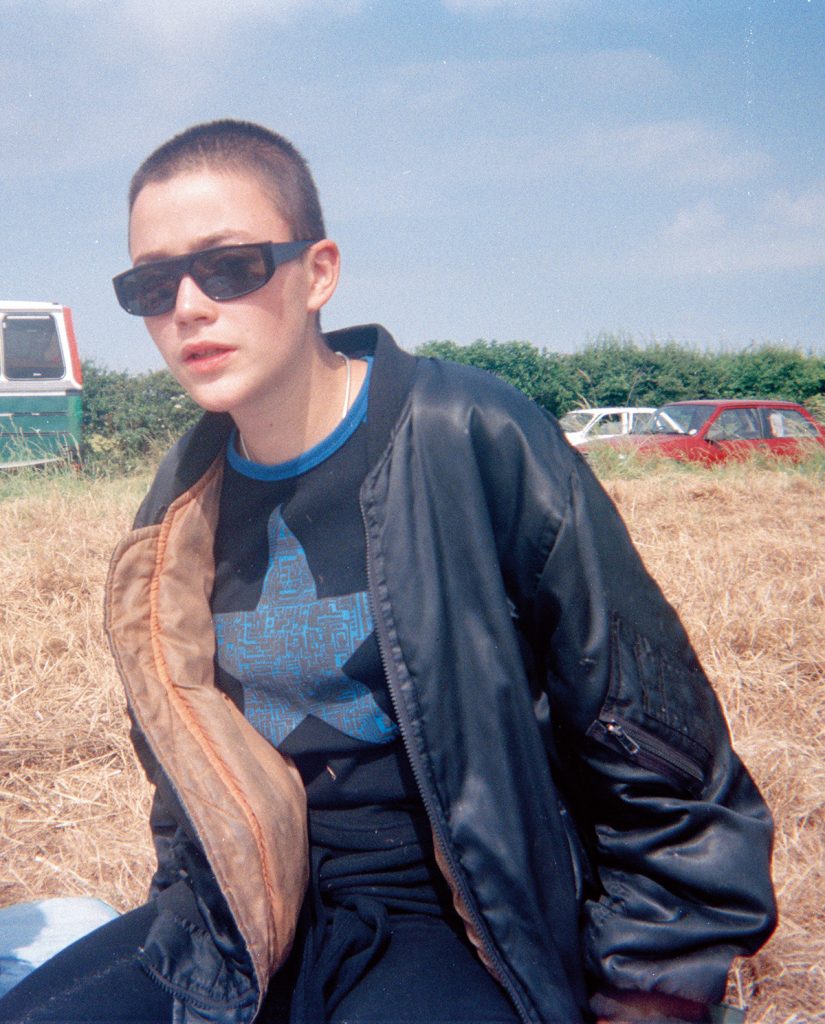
[587,715,707,795]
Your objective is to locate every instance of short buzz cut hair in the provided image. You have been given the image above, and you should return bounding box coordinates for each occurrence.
[128,119,326,242]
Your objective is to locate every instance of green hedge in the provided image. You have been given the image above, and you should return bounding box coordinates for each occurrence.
[81,362,201,473]
[417,336,825,418]
[79,338,825,472]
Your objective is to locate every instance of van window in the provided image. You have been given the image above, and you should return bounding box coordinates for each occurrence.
[2,315,65,380]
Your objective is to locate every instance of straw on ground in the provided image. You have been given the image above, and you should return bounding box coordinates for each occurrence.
[1,462,823,1022]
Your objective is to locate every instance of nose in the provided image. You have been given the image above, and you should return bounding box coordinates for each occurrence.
[173,273,218,325]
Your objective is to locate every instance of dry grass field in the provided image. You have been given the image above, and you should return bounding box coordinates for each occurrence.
[1,457,823,1021]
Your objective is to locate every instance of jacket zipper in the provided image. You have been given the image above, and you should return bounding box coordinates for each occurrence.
[361,501,533,1024]
[588,715,705,793]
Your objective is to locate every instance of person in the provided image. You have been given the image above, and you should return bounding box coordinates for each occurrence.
[0,120,776,1024]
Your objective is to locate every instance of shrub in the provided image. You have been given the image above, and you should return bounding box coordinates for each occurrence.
[418,339,574,414]
[81,362,201,474]
[716,347,825,403]
[418,337,825,418]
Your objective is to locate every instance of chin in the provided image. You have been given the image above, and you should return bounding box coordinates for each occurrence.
[183,384,239,416]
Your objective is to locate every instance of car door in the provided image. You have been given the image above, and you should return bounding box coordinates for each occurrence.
[701,407,763,462]
[590,411,625,439]
[629,410,653,434]
[761,407,822,459]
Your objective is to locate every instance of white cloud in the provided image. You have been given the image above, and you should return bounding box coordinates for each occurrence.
[114,0,365,52]
[574,120,770,187]
[33,0,365,13]
[664,200,728,240]
[364,47,673,127]
[0,0,369,171]
[442,0,584,14]
[662,235,825,275]
[763,186,825,229]
[3,0,366,55]
[632,186,825,276]
[554,47,673,92]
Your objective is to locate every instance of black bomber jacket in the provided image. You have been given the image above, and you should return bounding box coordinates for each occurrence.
[105,325,776,1024]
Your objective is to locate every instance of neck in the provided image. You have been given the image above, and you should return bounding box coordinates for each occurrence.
[234,347,365,465]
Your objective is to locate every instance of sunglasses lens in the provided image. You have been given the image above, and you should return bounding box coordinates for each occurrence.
[193,247,269,301]
[116,265,181,317]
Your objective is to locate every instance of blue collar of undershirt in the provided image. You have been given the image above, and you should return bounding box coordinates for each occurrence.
[226,357,373,481]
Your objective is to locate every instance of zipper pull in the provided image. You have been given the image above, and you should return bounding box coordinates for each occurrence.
[604,720,640,756]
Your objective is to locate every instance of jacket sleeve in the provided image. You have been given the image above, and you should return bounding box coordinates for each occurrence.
[525,446,776,1006]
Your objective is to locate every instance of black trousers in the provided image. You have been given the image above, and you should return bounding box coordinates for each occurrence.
[0,890,519,1024]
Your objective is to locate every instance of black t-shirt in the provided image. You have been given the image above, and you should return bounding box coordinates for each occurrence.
[211,361,449,913]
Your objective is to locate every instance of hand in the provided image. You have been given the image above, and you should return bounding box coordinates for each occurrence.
[591,987,710,1022]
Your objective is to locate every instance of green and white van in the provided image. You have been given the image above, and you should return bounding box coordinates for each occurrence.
[0,302,83,468]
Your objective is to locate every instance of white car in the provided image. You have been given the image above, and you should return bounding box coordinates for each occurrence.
[558,406,655,446]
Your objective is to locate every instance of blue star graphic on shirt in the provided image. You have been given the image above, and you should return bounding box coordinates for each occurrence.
[214,507,397,748]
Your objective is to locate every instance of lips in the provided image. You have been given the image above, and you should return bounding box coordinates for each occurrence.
[181,342,234,370]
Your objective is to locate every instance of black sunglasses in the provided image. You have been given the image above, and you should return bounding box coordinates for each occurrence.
[112,239,314,317]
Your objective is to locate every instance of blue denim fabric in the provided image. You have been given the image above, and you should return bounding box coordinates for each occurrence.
[0,897,118,997]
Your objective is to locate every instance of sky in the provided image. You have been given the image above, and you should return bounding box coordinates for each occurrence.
[2,0,824,373]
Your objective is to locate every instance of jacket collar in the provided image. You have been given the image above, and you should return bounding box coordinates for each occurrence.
[325,323,417,470]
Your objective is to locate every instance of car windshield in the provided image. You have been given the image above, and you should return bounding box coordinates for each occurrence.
[559,411,594,432]
[644,404,715,435]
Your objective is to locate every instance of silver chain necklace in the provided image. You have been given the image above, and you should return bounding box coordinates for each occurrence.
[238,350,352,462]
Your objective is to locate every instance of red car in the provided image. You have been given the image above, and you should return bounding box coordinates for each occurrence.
[584,398,825,464]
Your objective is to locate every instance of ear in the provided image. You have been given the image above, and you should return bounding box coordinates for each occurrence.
[305,239,340,313]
